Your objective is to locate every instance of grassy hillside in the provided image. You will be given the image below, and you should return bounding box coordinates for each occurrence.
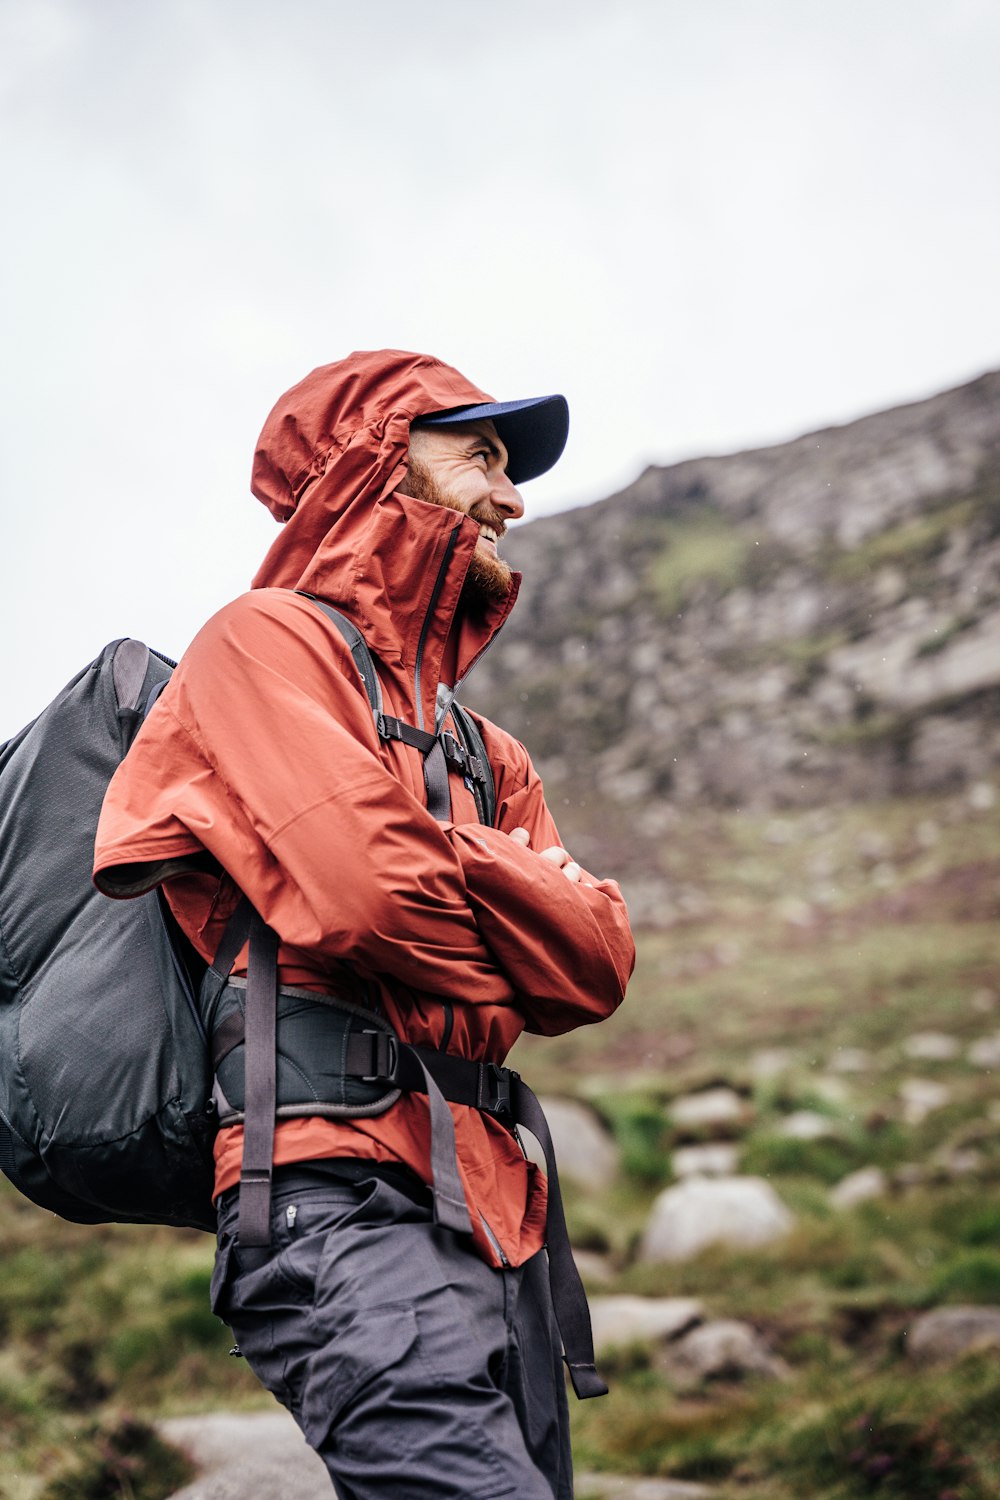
[1,785,999,1498]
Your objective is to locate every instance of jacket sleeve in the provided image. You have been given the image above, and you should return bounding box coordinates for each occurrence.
[95,593,518,1007]
[445,734,635,1036]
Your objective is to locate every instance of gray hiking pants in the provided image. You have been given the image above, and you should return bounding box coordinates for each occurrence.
[211,1163,573,1499]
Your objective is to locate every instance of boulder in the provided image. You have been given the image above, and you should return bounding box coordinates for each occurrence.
[672,1143,740,1178]
[899,1078,951,1124]
[522,1097,620,1188]
[161,1412,329,1500]
[657,1319,789,1386]
[903,1031,960,1061]
[906,1305,1000,1364]
[669,1087,745,1131]
[830,1166,889,1209]
[779,1110,837,1140]
[640,1176,794,1263]
[749,1047,797,1079]
[968,1033,1000,1068]
[577,1474,716,1499]
[589,1295,703,1355]
[573,1249,614,1285]
[827,1046,874,1073]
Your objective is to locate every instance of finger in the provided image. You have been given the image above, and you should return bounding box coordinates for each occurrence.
[508,827,531,847]
[539,845,572,867]
[561,862,583,883]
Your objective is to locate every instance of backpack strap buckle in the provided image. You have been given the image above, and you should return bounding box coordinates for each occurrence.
[477,1061,518,1116]
[359,1029,398,1083]
[439,731,486,786]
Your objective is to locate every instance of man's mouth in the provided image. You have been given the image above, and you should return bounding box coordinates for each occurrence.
[478,524,501,553]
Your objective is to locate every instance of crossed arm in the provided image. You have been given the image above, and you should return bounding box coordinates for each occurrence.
[97,593,633,1035]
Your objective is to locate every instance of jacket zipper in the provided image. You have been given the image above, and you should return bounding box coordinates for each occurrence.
[413,523,461,731]
[479,1212,510,1266]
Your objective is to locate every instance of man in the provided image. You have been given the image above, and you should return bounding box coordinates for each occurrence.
[94,349,634,1498]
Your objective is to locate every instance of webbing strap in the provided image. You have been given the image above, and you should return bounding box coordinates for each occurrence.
[422,735,451,822]
[510,1079,608,1399]
[237,914,279,1247]
[212,1004,607,1396]
[208,896,253,982]
[406,1052,473,1237]
[328,1032,605,1397]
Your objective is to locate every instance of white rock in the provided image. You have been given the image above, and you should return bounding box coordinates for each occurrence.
[161,1412,329,1500]
[577,1474,716,1500]
[658,1319,790,1385]
[640,1177,794,1263]
[589,1295,703,1354]
[893,1163,927,1189]
[899,1078,952,1124]
[672,1143,740,1178]
[812,1075,851,1104]
[522,1097,620,1188]
[573,1250,614,1285]
[903,1031,960,1061]
[779,1110,837,1140]
[750,1048,797,1079]
[830,1166,889,1209]
[828,1047,874,1074]
[670,1088,745,1130]
[968,781,996,811]
[906,1305,1000,1364]
[968,1033,1000,1068]
[937,1148,985,1178]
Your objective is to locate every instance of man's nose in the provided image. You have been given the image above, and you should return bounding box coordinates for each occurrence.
[491,471,525,521]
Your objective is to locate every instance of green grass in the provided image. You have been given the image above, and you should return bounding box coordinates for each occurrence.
[2,784,1000,1496]
[645,508,758,615]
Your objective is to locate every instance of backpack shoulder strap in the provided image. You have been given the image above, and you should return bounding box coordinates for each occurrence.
[451,703,496,828]
[300,594,383,717]
[300,592,496,828]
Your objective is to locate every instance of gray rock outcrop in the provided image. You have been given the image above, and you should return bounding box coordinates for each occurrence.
[669,1088,746,1131]
[578,1476,716,1499]
[640,1176,794,1262]
[830,1166,889,1209]
[905,1305,1000,1364]
[672,1142,741,1178]
[589,1295,703,1354]
[162,1412,330,1500]
[468,369,1000,875]
[657,1319,790,1386]
[521,1096,620,1188]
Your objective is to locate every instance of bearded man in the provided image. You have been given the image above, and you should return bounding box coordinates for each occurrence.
[95,350,634,1499]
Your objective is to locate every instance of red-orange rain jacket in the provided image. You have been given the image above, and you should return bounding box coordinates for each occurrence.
[94,350,635,1267]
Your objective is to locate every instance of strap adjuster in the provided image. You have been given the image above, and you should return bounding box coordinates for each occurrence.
[439,731,466,771]
[478,1062,517,1116]
[360,1030,398,1083]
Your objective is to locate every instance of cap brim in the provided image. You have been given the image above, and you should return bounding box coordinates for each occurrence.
[413,394,569,485]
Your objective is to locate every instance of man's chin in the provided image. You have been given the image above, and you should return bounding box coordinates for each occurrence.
[463,549,514,608]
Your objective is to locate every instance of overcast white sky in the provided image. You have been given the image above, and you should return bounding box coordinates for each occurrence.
[2,0,999,733]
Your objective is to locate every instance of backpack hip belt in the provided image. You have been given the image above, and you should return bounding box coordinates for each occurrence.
[208,909,606,1401]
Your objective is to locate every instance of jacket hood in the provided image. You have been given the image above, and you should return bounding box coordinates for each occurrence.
[249,350,518,711]
[251,349,496,594]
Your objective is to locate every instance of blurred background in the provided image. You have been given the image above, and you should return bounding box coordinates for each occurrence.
[2,3,1000,1497]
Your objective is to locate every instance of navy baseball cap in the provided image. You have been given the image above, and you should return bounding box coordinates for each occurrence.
[412,394,569,485]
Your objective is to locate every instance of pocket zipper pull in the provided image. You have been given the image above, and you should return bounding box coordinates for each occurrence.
[286,1204,298,1232]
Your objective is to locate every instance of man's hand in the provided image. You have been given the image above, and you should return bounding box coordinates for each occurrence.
[508,826,592,885]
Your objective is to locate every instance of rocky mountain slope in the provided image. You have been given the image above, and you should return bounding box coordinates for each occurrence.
[471,370,1000,880]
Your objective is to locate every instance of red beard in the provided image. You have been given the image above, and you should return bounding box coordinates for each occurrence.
[400,459,515,607]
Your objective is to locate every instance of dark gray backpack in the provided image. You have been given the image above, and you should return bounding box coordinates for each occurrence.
[0,617,495,1233]
[0,640,221,1229]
